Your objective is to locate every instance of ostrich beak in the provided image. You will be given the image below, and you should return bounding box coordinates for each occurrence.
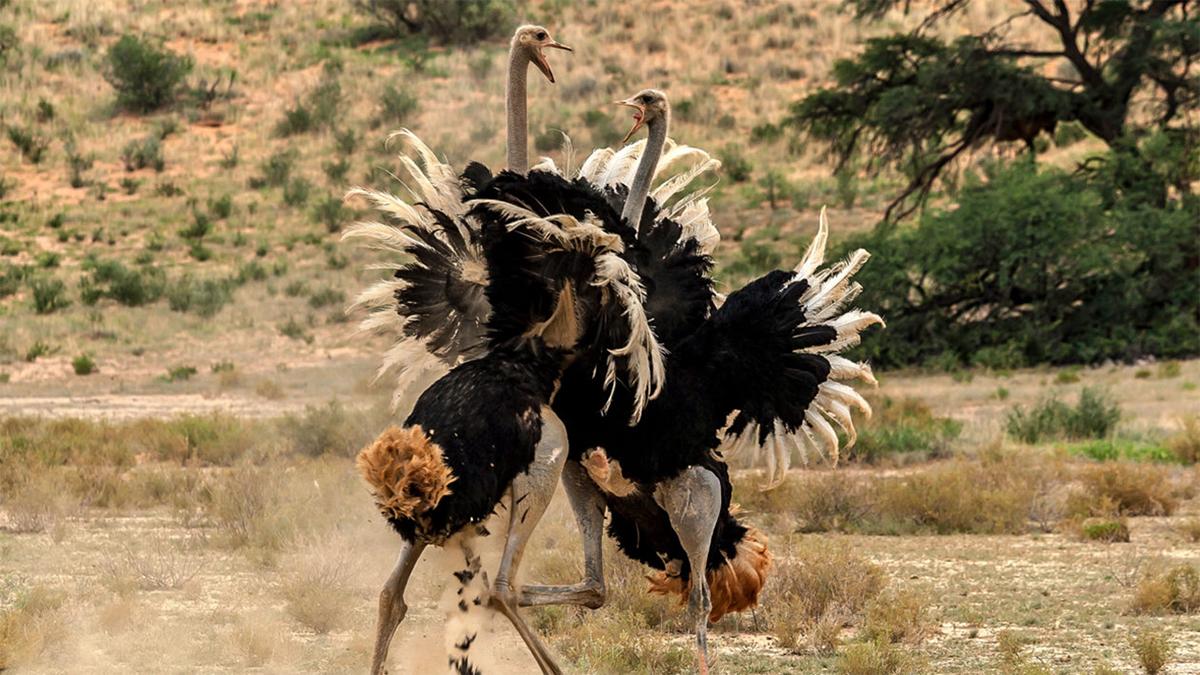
[616,99,645,144]
[532,41,572,83]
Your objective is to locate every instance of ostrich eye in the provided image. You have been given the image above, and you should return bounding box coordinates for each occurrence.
[536,31,547,40]
[639,95,651,103]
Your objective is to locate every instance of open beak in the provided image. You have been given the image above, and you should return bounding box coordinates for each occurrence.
[532,41,572,84]
[616,99,646,144]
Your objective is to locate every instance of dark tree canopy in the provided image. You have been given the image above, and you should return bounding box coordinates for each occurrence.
[787,0,1199,222]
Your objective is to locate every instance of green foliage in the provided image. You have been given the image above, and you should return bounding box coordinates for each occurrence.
[841,161,1199,368]
[1069,439,1176,464]
[307,286,345,309]
[72,353,96,375]
[312,196,348,232]
[251,149,297,188]
[121,135,165,172]
[164,365,198,382]
[282,177,312,207]
[0,23,18,68]
[351,0,518,46]
[29,277,70,314]
[7,125,49,164]
[274,73,342,137]
[719,145,753,182]
[79,257,166,307]
[1006,387,1120,444]
[375,82,418,127]
[167,276,232,317]
[0,263,27,298]
[104,35,193,112]
[853,397,961,463]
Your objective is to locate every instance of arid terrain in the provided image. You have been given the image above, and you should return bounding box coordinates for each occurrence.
[2,0,1198,673]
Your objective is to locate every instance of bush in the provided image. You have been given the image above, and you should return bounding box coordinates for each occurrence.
[275,74,341,137]
[167,276,232,317]
[839,160,1200,368]
[164,365,197,382]
[1131,564,1200,615]
[29,277,70,314]
[0,263,26,298]
[79,257,165,307]
[1006,387,1120,443]
[121,135,165,171]
[719,145,753,182]
[104,35,193,112]
[853,397,961,463]
[282,177,312,207]
[72,353,96,375]
[836,641,921,675]
[763,538,886,652]
[1167,417,1200,464]
[6,125,48,164]
[1073,463,1176,517]
[282,400,372,457]
[1077,517,1130,543]
[1130,630,1173,674]
[279,549,354,634]
[252,149,296,188]
[375,82,418,127]
[307,285,345,309]
[861,588,934,645]
[351,0,518,45]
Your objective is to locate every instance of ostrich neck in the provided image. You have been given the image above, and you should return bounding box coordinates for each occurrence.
[621,115,668,226]
[506,47,529,173]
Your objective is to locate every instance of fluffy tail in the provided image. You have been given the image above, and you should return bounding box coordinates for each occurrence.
[356,425,457,521]
[443,535,493,675]
[647,520,772,622]
[703,208,883,488]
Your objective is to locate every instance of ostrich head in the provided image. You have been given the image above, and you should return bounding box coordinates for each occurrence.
[511,25,572,83]
[616,89,669,143]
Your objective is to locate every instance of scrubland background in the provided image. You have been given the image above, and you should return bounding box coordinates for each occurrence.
[1,0,1198,673]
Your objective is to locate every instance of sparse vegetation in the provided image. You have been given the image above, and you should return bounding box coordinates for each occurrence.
[1006,388,1121,444]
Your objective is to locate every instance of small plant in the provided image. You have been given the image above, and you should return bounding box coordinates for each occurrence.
[219,145,239,169]
[1167,417,1200,464]
[322,158,351,183]
[167,276,232,317]
[333,128,358,155]
[24,341,54,362]
[119,177,141,194]
[251,149,296,189]
[164,365,198,382]
[719,145,753,182]
[65,140,94,187]
[307,285,345,309]
[312,196,347,232]
[282,177,312,207]
[1006,387,1120,443]
[79,257,166,307]
[210,360,235,373]
[1130,630,1173,674]
[835,640,920,675]
[374,82,418,127]
[1131,563,1200,614]
[279,316,313,343]
[29,277,70,314]
[104,34,193,112]
[7,125,49,164]
[1077,517,1130,543]
[73,353,97,375]
[209,193,234,220]
[121,135,165,171]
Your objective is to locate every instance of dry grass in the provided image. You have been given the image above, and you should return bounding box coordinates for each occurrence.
[0,587,67,670]
[860,588,935,645]
[1167,416,1200,464]
[1174,517,1200,542]
[1072,463,1178,517]
[1130,563,1200,615]
[762,538,886,653]
[97,534,206,592]
[1130,630,1173,674]
[278,545,357,634]
[1,471,68,533]
[835,640,923,675]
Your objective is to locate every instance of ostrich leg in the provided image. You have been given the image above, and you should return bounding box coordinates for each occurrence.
[369,539,426,675]
[519,459,607,609]
[490,406,569,675]
[656,466,721,675]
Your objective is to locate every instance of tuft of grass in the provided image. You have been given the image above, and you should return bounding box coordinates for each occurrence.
[861,588,935,645]
[1077,517,1130,543]
[835,640,922,675]
[72,353,96,375]
[1130,563,1200,615]
[279,548,354,634]
[282,399,375,458]
[853,396,961,464]
[167,276,232,317]
[6,125,49,164]
[1166,417,1200,464]
[278,316,313,343]
[2,473,68,533]
[552,607,692,675]
[121,135,165,172]
[1175,517,1200,543]
[1006,387,1120,443]
[1071,463,1176,517]
[23,340,54,362]
[98,536,205,591]
[0,587,67,670]
[1130,630,1173,674]
[29,277,70,314]
[164,365,197,382]
[763,538,886,653]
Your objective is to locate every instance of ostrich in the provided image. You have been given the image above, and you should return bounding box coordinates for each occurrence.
[355,162,664,675]
[477,91,883,673]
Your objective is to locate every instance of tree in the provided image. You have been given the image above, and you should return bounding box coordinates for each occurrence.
[787,0,1199,222]
[351,0,518,46]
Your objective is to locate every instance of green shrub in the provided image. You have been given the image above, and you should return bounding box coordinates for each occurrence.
[167,276,232,317]
[0,23,18,67]
[1069,439,1175,463]
[838,160,1200,368]
[852,397,961,463]
[351,0,518,45]
[0,263,26,298]
[164,365,197,382]
[1006,387,1120,443]
[282,400,373,458]
[29,277,70,314]
[375,82,418,127]
[275,75,341,137]
[72,353,96,375]
[312,196,348,232]
[251,149,296,188]
[307,286,345,309]
[79,257,165,307]
[1078,517,1130,543]
[282,178,312,207]
[121,135,165,171]
[104,34,193,112]
[6,125,48,164]
[719,145,753,182]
